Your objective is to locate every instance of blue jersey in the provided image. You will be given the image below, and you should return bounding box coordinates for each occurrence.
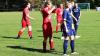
[62,9,74,36]
[63,9,73,28]
[72,7,80,35]
[72,7,80,20]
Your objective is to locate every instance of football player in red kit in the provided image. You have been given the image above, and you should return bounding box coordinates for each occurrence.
[55,4,63,33]
[17,2,34,39]
[41,2,55,52]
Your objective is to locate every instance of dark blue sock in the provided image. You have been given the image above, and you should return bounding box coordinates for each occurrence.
[63,40,68,54]
[70,40,75,53]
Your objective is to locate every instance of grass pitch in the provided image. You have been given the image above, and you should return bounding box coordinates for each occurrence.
[0,10,100,56]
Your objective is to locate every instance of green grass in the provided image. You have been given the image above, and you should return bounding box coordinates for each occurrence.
[0,10,100,56]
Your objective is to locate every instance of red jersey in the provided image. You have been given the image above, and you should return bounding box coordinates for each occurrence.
[22,7,29,20]
[55,8,63,22]
[41,7,52,24]
[21,7,31,27]
[41,7,53,37]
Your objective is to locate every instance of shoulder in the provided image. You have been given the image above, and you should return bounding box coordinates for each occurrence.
[44,7,48,11]
[63,9,68,15]
[56,8,61,12]
[23,8,29,13]
[41,7,48,12]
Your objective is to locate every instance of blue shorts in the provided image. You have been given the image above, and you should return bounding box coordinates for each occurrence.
[62,24,74,36]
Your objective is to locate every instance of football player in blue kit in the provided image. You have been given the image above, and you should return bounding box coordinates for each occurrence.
[62,2,78,56]
[72,3,81,38]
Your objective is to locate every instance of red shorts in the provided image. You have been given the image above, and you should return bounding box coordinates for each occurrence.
[22,19,31,28]
[42,22,53,38]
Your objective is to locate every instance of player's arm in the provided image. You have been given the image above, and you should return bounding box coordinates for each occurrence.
[64,20,69,32]
[70,10,77,21]
[71,12,77,22]
[48,6,56,14]
[79,12,81,19]
[79,8,81,19]
[63,10,68,32]
[26,12,34,20]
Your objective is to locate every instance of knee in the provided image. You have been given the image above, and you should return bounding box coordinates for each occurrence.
[28,26,32,31]
[64,36,69,40]
[43,40,47,43]
[70,35,75,40]
[49,37,53,40]
[43,38,47,42]
[58,23,61,26]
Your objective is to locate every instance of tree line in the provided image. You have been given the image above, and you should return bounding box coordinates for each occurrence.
[33,0,100,9]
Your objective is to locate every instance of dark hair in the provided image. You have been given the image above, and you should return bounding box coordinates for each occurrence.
[22,1,28,8]
[56,3,60,8]
[23,0,32,8]
[44,2,50,7]
[21,1,32,11]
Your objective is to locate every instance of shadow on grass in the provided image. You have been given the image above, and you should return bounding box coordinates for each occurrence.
[7,46,62,55]
[38,36,43,37]
[7,46,44,53]
[53,37,61,39]
[96,20,100,21]
[53,31,62,33]
[37,30,43,32]
[37,36,61,39]
[37,30,62,33]
[1,36,28,39]
[1,36,16,39]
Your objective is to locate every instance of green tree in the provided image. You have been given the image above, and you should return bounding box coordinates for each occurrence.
[95,0,100,7]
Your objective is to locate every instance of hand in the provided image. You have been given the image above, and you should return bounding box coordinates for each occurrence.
[30,17,35,20]
[66,28,69,33]
[79,16,80,19]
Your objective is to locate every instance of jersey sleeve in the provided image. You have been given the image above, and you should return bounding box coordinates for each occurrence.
[62,10,67,21]
[41,8,49,16]
[56,8,62,15]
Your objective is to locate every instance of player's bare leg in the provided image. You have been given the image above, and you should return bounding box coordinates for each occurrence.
[56,23,61,33]
[28,25,33,39]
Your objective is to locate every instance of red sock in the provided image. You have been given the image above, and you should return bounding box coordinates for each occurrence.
[18,31,23,37]
[43,41,46,51]
[49,40,54,49]
[28,31,32,37]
